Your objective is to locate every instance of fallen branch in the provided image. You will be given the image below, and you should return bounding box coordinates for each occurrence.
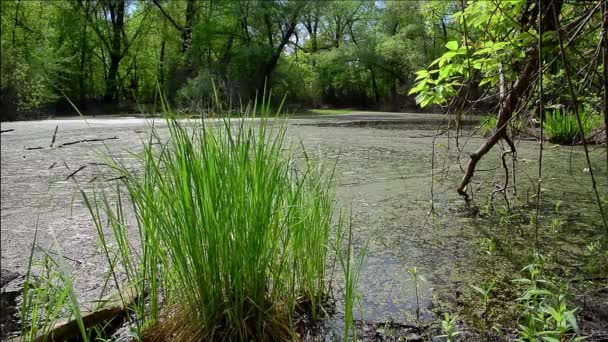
[58,136,118,147]
[1,129,15,133]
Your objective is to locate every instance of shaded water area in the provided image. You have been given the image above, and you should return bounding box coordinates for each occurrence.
[1,113,607,340]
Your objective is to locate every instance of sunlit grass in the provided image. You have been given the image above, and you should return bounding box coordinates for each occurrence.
[80,99,336,340]
[543,106,603,144]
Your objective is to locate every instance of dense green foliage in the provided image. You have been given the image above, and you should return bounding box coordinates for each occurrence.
[409,1,605,113]
[0,0,460,119]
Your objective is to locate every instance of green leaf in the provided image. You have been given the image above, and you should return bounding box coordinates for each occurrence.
[471,285,486,295]
[542,337,560,342]
[420,98,431,108]
[415,69,430,80]
[439,64,454,78]
[408,81,427,95]
[446,41,459,51]
[565,310,579,333]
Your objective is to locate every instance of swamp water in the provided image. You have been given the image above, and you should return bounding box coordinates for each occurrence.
[1,114,606,340]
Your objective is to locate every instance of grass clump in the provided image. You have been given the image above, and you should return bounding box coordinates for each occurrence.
[84,103,336,340]
[543,106,602,144]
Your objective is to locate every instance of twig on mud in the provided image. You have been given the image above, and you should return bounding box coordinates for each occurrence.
[58,136,118,147]
[48,162,57,169]
[27,136,118,151]
[106,176,126,182]
[45,250,83,264]
[65,165,88,180]
[64,162,111,180]
[1,129,15,134]
[50,125,59,147]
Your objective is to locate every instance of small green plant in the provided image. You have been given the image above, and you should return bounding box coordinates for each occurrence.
[549,201,565,263]
[21,254,71,340]
[437,313,461,342]
[407,266,426,323]
[334,217,367,342]
[515,255,583,341]
[543,106,602,144]
[471,278,496,333]
[480,237,498,277]
[585,240,607,276]
[479,115,497,137]
[20,221,87,341]
[481,238,497,257]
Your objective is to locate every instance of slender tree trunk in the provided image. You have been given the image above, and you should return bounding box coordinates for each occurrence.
[603,0,608,170]
[370,67,379,105]
[158,40,166,89]
[182,0,195,53]
[79,20,88,103]
[12,0,21,47]
[104,0,125,102]
[105,55,121,102]
[206,0,213,69]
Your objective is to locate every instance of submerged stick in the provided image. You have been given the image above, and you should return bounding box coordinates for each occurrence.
[27,136,118,151]
[50,125,59,147]
[65,165,88,180]
[58,136,118,147]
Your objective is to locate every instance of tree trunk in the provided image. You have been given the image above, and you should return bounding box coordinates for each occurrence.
[255,17,298,94]
[370,67,379,105]
[158,40,166,89]
[79,19,88,104]
[182,0,195,53]
[105,54,121,103]
[12,0,21,47]
[603,0,608,169]
[103,0,125,102]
